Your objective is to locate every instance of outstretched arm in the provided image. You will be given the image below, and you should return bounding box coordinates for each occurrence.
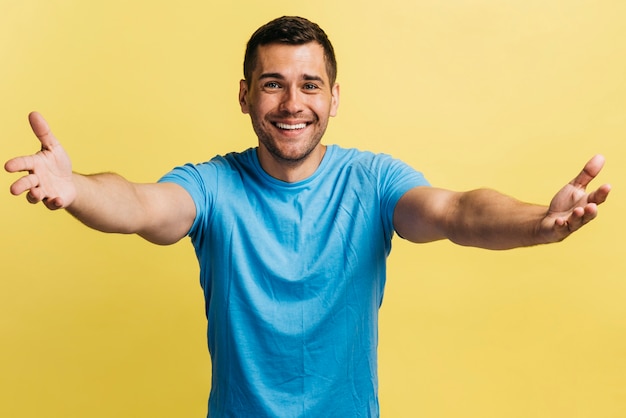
[5,112,195,245]
[393,155,611,250]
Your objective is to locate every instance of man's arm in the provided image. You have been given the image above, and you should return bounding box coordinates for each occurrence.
[5,112,195,245]
[393,155,611,250]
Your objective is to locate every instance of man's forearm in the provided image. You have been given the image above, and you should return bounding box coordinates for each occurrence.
[445,189,551,250]
[67,172,148,235]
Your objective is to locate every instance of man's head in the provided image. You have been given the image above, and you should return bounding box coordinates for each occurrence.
[238,17,340,182]
[243,16,337,86]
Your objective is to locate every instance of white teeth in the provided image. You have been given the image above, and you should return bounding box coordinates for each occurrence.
[275,122,307,130]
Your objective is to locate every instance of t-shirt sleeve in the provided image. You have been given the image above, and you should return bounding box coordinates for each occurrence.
[158,162,214,239]
[376,154,430,238]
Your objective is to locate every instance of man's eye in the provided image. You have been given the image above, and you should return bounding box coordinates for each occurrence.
[303,83,319,90]
[264,81,280,89]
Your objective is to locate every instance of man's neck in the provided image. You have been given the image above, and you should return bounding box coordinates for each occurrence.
[257,144,327,183]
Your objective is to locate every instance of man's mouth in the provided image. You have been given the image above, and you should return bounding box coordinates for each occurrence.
[274,122,308,131]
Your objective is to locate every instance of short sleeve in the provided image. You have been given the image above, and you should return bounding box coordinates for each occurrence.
[375,154,430,237]
[158,162,214,240]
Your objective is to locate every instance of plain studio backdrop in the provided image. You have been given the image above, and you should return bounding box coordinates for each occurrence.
[1,1,624,417]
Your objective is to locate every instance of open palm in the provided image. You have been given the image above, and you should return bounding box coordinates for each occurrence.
[5,112,76,210]
[543,155,611,241]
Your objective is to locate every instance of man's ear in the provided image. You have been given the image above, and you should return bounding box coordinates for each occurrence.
[330,83,340,117]
[239,79,250,114]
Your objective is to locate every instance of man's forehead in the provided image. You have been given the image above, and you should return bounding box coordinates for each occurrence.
[253,43,327,76]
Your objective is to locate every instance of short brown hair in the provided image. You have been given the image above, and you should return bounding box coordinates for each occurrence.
[243,16,338,85]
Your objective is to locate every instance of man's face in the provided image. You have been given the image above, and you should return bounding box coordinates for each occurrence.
[239,42,340,172]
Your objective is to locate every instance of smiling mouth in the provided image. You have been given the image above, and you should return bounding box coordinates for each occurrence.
[274,122,308,130]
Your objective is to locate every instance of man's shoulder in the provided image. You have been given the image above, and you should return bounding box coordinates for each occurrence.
[159,148,257,186]
[183,147,258,176]
[326,144,386,163]
[326,144,405,170]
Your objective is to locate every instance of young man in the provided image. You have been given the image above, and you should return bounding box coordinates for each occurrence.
[5,16,610,418]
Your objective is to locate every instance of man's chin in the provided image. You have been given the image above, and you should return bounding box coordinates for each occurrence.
[262,142,321,165]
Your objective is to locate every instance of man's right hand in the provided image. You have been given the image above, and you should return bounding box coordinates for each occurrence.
[5,112,76,210]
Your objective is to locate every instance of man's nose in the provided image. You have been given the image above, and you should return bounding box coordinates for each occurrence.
[278,87,303,114]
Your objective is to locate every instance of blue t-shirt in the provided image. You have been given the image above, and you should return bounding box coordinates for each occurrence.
[159,145,429,417]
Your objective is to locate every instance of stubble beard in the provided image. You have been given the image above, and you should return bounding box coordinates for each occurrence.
[253,115,328,166]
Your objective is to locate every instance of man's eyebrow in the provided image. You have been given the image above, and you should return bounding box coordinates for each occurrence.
[303,74,326,85]
[258,72,326,85]
[259,72,285,80]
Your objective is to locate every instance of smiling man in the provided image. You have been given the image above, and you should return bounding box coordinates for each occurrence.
[239,27,340,182]
[5,16,610,418]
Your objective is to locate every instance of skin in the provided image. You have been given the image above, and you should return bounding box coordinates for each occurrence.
[393,169,611,250]
[239,43,340,183]
[4,111,196,245]
[4,41,611,249]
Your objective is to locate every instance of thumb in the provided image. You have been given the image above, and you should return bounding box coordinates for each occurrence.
[28,111,60,150]
[570,154,605,189]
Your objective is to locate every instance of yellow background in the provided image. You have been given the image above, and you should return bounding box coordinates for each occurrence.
[1,1,625,417]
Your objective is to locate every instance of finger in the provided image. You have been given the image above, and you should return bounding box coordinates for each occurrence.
[26,192,38,204]
[582,203,599,223]
[25,187,63,209]
[43,196,64,210]
[4,154,37,173]
[26,186,46,204]
[570,154,605,189]
[565,204,599,233]
[28,111,60,151]
[26,191,43,204]
[9,173,39,196]
[586,183,611,205]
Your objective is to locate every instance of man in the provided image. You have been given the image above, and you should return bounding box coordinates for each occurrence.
[5,16,610,418]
